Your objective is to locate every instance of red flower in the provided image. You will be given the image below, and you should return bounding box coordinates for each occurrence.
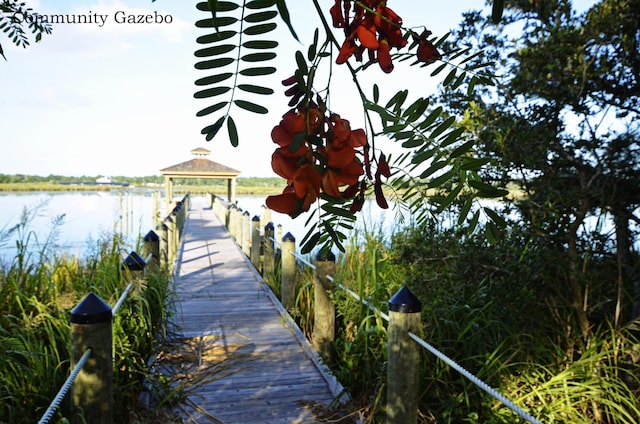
[292,164,322,211]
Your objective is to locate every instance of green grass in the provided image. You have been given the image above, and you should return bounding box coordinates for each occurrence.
[0,207,175,424]
[261,221,640,423]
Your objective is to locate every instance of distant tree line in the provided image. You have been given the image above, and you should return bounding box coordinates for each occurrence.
[0,173,282,187]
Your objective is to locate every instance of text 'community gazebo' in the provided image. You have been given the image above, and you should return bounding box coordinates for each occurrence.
[160,147,241,202]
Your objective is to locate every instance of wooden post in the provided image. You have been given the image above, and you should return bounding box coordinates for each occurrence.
[164,216,176,264]
[142,231,160,269]
[242,211,250,256]
[313,251,336,363]
[281,232,296,309]
[387,286,422,424]
[263,222,275,276]
[250,215,261,270]
[156,223,168,269]
[70,293,113,424]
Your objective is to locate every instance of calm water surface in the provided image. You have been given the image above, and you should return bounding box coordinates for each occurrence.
[0,191,403,264]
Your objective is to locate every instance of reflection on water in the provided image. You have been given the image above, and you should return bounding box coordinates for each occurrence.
[0,191,408,263]
[0,190,160,263]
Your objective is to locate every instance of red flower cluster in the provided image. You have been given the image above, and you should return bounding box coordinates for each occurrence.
[330,0,407,73]
[266,106,369,217]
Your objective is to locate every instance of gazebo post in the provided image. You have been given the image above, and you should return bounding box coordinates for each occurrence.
[164,176,173,208]
[228,177,237,203]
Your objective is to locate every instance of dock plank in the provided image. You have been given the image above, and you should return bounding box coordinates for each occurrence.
[169,199,342,423]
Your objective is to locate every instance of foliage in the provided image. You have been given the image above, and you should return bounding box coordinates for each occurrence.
[0,0,52,60]
[264,219,640,422]
[0,210,174,424]
[430,0,640,333]
[193,0,507,254]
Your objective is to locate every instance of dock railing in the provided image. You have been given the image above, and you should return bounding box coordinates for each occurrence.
[38,194,190,424]
[209,193,542,424]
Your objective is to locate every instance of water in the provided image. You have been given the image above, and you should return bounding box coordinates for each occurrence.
[0,190,160,264]
[0,191,407,264]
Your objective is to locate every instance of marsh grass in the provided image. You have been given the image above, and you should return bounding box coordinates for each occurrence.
[263,222,640,423]
[0,208,175,424]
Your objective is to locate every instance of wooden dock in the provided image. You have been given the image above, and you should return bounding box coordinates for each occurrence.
[169,198,342,423]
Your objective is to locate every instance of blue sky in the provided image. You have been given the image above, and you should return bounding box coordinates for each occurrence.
[1,1,596,178]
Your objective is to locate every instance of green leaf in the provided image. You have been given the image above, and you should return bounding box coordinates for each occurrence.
[196,31,237,44]
[430,116,456,139]
[440,127,466,148]
[420,160,448,179]
[373,84,379,103]
[449,139,475,158]
[234,99,268,114]
[237,84,274,95]
[437,184,463,212]
[193,87,231,99]
[430,62,447,77]
[241,52,276,62]
[385,89,408,109]
[295,50,308,74]
[197,1,238,12]
[247,0,277,9]
[459,157,491,171]
[419,106,442,129]
[194,86,232,99]
[275,0,299,41]
[301,231,321,254]
[468,180,509,198]
[196,101,228,117]
[468,209,480,233]
[227,116,239,147]
[195,57,235,70]
[242,40,278,49]
[483,206,507,228]
[196,16,238,28]
[458,197,473,225]
[202,116,225,141]
[195,72,234,86]
[194,44,236,58]
[443,68,457,86]
[308,28,318,61]
[243,23,277,35]
[239,66,276,76]
[244,11,278,23]
[492,0,504,24]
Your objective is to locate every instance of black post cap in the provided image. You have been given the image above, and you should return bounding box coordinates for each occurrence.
[70,293,112,324]
[265,222,274,231]
[316,250,336,262]
[122,251,146,271]
[143,230,159,242]
[252,215,260,222]
[389,286,422,313]
[283,232,295,242]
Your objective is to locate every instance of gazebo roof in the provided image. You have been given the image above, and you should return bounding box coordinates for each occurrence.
[160,148,241,178]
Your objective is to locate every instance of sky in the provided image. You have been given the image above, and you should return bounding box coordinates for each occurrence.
[0,0,597,178]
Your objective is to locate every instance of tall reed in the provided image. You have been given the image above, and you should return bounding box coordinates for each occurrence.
[0,208,174,424]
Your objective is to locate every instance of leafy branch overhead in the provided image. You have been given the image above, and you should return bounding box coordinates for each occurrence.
[194,0,287,145]
[195,0,507,252]
[0,0,52,60]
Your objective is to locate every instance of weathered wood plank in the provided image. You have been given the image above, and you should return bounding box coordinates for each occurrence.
[168,199,343,424]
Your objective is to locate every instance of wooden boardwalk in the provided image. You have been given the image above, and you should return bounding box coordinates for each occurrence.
[170,199,342,424]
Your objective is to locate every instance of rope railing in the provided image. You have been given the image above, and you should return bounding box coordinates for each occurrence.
[38,194,190,424]
[37,348,92,424]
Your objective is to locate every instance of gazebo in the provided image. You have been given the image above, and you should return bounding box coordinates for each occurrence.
[160,147,241,203]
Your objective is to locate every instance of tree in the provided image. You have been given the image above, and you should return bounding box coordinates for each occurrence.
[436,0,640,335]
[0,0,51,60]
[192,0,506,253]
